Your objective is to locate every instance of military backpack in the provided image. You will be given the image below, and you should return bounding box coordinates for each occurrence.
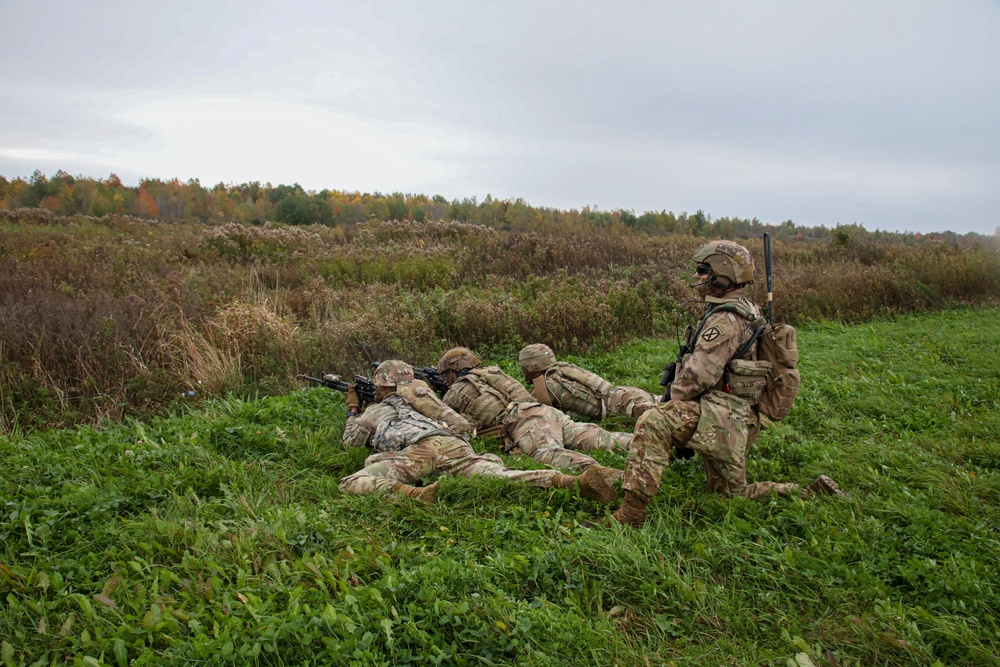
[700,300,801,422]
[753,323,800,421]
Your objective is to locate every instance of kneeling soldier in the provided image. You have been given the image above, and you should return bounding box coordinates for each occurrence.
[339,360,616,504]
[608,241,841,526]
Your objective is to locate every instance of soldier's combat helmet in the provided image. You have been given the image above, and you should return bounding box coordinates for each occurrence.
[373,360,415,387]
[691,240,755,286]
[437,347,482,374]
[517,343,557,375]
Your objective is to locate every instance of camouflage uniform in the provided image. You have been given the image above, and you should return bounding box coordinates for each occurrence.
[518,344,657,420]
[606,241,841,526]
[624,241,824,502]
[340,390,569,496]
[441,365,633,472]
[625,288,805,501]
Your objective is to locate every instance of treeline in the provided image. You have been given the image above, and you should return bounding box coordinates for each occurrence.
[1,169,990,245]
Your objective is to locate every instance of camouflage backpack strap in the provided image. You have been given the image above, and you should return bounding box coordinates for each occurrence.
[705,298,762,358]
[477,366,534,404]
[710,299,770,405]
[532,375,553,406]
[710,298,757,323]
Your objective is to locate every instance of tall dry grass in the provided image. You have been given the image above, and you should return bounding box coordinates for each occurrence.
[2,209,998,432]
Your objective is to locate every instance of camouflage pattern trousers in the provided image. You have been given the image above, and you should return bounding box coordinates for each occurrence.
[607,386,658,419]
[623,393,800,501]
[339,434,561,496]
[504,402,633,473]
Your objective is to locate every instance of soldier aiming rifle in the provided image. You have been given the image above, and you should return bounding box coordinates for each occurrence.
[370,363,451,397]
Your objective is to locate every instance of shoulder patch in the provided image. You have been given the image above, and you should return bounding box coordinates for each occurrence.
[694,312,738,350]
[701,326,722,342]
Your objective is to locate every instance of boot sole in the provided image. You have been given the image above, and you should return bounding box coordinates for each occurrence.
[806,475,842,497]
[578,467,618,504]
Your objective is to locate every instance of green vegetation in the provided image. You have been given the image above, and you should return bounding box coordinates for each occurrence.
[3,309,998,665]
[3,211,999,432]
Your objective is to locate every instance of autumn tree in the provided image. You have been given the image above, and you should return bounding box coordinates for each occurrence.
[136,188,160,218]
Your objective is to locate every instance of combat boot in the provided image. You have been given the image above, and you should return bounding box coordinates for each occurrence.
[576,466,617,504]
[609,490,647,526]
[392,480,440,503]
[595,464,624,485]
[801,475,842,499]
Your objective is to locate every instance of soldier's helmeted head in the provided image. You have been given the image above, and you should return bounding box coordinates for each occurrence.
[373,360,415,388]
[518,343,556,378]
[437,347,482,375]
[691,240,755,294]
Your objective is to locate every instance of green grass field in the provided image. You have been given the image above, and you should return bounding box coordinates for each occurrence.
[2,309,998,666]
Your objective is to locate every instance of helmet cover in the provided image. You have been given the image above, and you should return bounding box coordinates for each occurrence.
[691,240,755,285]
[436,347,482,374]
[517,343,557,374]
[373,360,415,387]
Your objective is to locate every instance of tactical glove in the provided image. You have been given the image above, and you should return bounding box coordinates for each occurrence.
[345,386,361,412]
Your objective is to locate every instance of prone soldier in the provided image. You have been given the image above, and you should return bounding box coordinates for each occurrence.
[339,360,616,504]
[435,347,632,477]
[518,343,657,420]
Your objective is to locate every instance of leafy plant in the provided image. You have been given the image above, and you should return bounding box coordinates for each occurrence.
[2,310,998,664]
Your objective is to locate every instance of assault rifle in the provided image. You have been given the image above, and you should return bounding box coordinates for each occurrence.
[412,366,450,396]
[656,309,714,461]
[298,373,377,408]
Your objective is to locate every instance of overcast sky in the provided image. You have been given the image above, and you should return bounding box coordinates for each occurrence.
[1,0,998,234]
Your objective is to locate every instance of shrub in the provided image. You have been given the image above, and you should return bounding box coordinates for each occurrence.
[2,210,998,431]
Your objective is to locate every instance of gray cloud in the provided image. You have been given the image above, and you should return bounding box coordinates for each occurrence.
[2,0,998,233]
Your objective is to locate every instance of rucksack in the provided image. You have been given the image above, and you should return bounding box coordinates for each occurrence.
[754,323,800,421]
[667,300,800,421]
